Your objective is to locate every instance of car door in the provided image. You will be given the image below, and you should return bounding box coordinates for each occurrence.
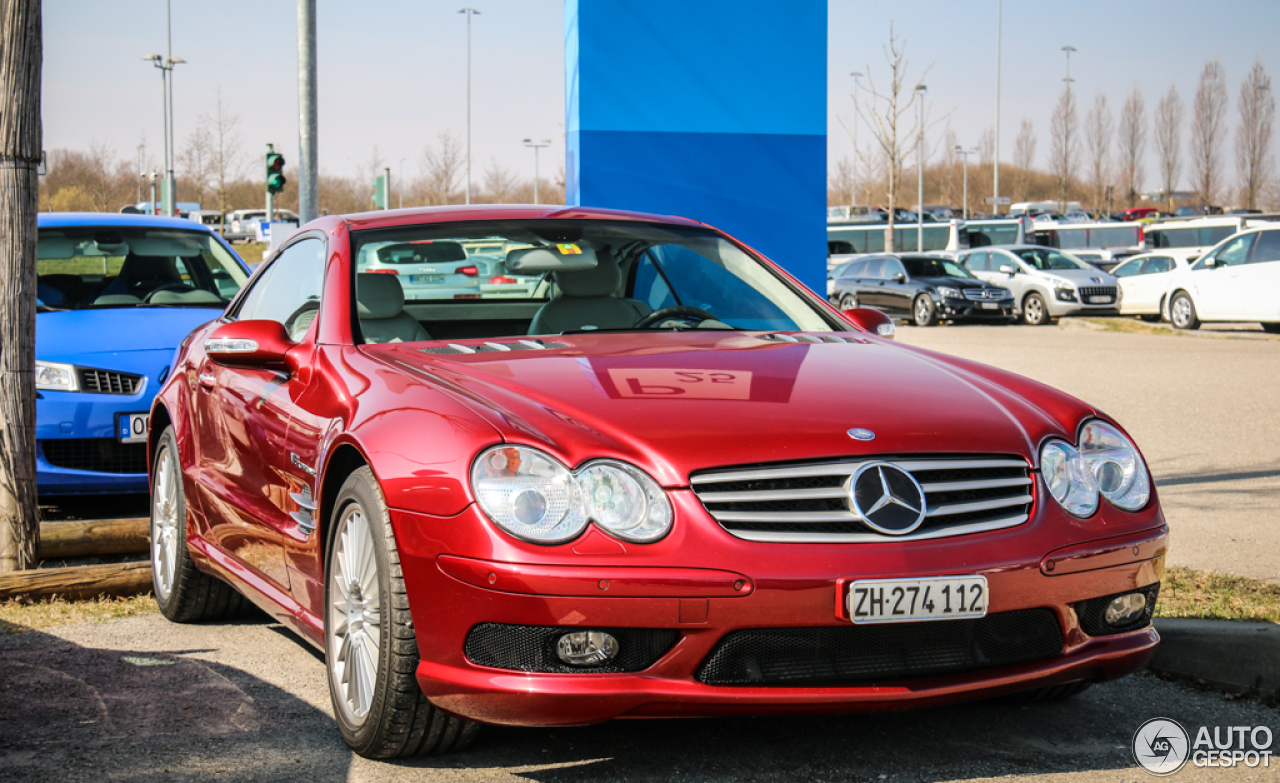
[1110,257,1144,313]
[1138,256,1176,314]
[1194,233,1255,320]
[190,236,327,591]
[1241,230,1280,320]
[856,258,889,309]
[878,258,913,315]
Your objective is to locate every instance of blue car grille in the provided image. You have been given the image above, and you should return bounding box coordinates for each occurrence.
[79,368,142,395]
[41,439,148,475]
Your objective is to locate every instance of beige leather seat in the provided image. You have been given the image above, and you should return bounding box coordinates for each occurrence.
[527,250,650,335]
[356,273,430,344]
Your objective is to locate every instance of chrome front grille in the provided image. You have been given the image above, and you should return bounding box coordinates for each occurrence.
[1078,286,1117,300]
[691,456,1033,543]
[78,368,142,395]
[962,288,1005,300]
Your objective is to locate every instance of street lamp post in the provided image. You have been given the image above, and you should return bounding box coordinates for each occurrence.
[141,53,184,215]
[849,71,863,207]
[954,146,978,220]
[1061,45,1077,84]
[993,0,1002,214]
[523,138,551,204]
[915,84,928,251]
[459,8,480,205]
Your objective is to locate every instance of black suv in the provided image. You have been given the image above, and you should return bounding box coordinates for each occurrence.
[830,254,1015,326]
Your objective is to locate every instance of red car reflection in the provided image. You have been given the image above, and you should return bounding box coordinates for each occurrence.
[149,205,1166,759]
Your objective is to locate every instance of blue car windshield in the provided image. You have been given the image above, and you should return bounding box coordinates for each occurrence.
[37,226,248,310]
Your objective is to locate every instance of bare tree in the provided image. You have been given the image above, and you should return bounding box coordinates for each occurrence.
[1235,59,1275,211]
[481,158,519,203]
[1190,60,1230,205]
[1117,85,1147,208]
[829,156,856,207]
[977,127,995,165]
[856,23,930,252]
[0,0,42,572]
[417,131,464,205]
[1154,84,1184,212]
[1012,118,1037,199]
[1048,85,1079,212]
[1085,91,1113,214]
[179,123,214,208]
[203,89,247,225]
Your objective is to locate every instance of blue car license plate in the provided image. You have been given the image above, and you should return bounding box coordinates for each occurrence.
[117,413,150,444]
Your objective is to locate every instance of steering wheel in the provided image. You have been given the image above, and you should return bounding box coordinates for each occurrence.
[633,305,719,329]
[143,283,198,302]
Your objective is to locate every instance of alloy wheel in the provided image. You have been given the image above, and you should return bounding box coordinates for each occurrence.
[329,504,383,723]
[151,444,180,602]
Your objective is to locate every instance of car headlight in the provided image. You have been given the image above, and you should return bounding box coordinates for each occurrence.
[35,361,79,392]
[1078,420,1150,511]
[471,446,672,544]
[1054,286,1077,302]
[937,286,961,299]
[1040,440,1099,517]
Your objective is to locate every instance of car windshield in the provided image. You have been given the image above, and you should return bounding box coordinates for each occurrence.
[350,219,835,341]
[1013,247,1091,271]
[37,226,248,310]
[901,257,975,279]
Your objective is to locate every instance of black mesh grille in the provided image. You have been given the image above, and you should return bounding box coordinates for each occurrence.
[463,624,679,673]
[1078,286,1117,300]
[696,609,1063,686]
[79,368,142,395]
[41,439,148,474]
[1076,583,1159,637]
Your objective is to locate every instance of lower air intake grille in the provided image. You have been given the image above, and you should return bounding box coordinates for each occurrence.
[464,624,679,674]
[40,439,148,474]
[79,368,142,395]
[697,609,1063,686]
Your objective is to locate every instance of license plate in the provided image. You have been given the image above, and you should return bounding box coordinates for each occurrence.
[1088,295,1113,304]
[409,274,445,284]
[846,575,988,624]
[117,413,149,444]
[979,302,998,309]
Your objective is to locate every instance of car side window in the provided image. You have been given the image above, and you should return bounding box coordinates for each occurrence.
[1111,259,1141,278]
[1142,257,1173,274]
[1248,231,1280,265]
[861,259,884,279]
[236,237,326,340]
[964,251,990,271]
[882,259,906,280]
[838,260,866,280]
[1213,234,1255,267]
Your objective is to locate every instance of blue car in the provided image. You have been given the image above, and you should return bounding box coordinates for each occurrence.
[35,213,252,495]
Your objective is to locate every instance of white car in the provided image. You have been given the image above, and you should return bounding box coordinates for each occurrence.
[1109,252,1198,321]
[1162,226,1280,332]
[958,245,1120,326]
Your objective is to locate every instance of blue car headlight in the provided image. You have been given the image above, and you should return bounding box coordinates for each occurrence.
[35,361,79,392]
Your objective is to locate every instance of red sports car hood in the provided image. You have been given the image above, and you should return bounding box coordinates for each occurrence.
[369,332,1096,487]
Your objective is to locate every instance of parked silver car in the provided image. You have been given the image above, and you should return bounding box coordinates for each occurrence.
[223,208,300,242]
[958,245,1120,325]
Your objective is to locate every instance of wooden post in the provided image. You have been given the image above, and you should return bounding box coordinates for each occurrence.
[39,518,150,560]
[0,562,152,601]
[0,0,43,572]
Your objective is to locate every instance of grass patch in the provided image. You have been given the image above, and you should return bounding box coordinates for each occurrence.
[233,242,267,266]
[1080,317,1184,336]
[1156,566,1280,623]
[0,593,157,635]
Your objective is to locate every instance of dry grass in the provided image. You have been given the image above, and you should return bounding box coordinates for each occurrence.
[0,593,156,635]
[233,242,267,266]
[1156,566,1280,623]
[1080,317,1185,336]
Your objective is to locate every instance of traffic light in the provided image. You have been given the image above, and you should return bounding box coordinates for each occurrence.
[266,151,286,194]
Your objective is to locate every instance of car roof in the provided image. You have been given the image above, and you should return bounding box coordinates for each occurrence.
[313,204,708,234]
[37,212,217,233]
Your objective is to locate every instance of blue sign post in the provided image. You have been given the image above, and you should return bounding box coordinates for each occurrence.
[565,0,827,293]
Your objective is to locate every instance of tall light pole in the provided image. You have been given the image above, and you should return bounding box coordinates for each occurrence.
[849,70,863,206]
[141,52,183,215]
[398,157,406,209]
[915,84,927,251]
[993,0,1002,214]
[523,138,551,204]
[459,8,480,205]
[955,146,978,220]
[298,0,318,224]
[1061,45,1077,85]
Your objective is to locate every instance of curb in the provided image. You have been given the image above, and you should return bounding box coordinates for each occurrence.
[1148,618,1280,694]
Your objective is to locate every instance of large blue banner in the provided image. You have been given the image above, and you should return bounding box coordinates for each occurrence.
[565,0,827,294]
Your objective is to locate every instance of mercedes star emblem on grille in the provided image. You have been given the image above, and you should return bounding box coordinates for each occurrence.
[847,428,875,441]
[850,462,927,535]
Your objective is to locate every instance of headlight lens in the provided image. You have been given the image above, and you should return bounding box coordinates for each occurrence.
[1054,286,1077,302]
[1040,440,1099,517]
[35,361,79,392]
[1079,420,1150,511]
[937,286,961,299]
[471,446,672,544]
[471,446,588,543]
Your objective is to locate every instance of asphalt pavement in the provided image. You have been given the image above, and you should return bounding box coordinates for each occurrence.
[896,320,1280,584]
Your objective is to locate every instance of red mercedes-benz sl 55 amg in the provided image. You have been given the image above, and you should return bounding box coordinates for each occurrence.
[148,205,1166,759]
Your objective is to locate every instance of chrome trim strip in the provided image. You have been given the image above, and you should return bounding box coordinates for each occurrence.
[919,476,1033,493]
[289,491,317,511]
[708,510,861,523]
[482,341,512,352]
[290,510,316,535]
[927,494,1033,517]
[446,343,477,354]
[517,339,547,350]
[724,514,1029,543]
[691,458,1027,485]
[695,486,850,503]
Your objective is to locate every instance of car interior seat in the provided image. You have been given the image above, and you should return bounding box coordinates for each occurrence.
[527,249,651,335]
[356,272,431,344]
[94,254,181,303]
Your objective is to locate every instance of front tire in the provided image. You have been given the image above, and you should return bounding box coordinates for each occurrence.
[1139,314,1162,322]
[1022,292,1051,326]
[325,467,479,758]
[1170,291,1200,330]
[151,426,249,622]
[912,295,939,327]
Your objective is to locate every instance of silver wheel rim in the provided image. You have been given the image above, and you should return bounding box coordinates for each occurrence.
[916,299,930,323]
[843,296,857,309]
[329,504,382,723]
[1026,297,1043,323]
[151,444,179,601]
[1172,297,1191,327]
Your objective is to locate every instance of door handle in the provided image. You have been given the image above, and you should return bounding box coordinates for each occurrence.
[198,372,216,389]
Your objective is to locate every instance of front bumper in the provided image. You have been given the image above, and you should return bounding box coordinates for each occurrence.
[36,386,153,495]
[938,296,1015,320]
[391,496,1167,727]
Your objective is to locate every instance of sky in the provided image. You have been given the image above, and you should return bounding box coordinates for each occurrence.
[42,1,1280,199]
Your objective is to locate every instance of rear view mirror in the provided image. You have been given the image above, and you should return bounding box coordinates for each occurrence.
[893,273,906,283]
[1203,256,1219,268]
[998,264,1017,275]
[841,307,896,340]
[205,320,295,369]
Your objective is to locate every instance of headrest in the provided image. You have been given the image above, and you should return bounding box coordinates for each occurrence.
[556,249,621,298]
[356,272,406,319]
[506,244,598,273]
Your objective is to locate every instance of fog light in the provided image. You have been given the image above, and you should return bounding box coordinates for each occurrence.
[555,631,619,666]
[1104,592,1147,626]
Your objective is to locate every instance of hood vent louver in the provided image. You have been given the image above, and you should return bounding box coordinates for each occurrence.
[757,333,860,345]
[419,339,568,356]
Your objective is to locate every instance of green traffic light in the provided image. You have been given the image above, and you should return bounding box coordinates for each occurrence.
[266,151,286,194]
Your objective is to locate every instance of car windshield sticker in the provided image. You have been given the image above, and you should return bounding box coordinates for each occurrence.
[557,243,582,255]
